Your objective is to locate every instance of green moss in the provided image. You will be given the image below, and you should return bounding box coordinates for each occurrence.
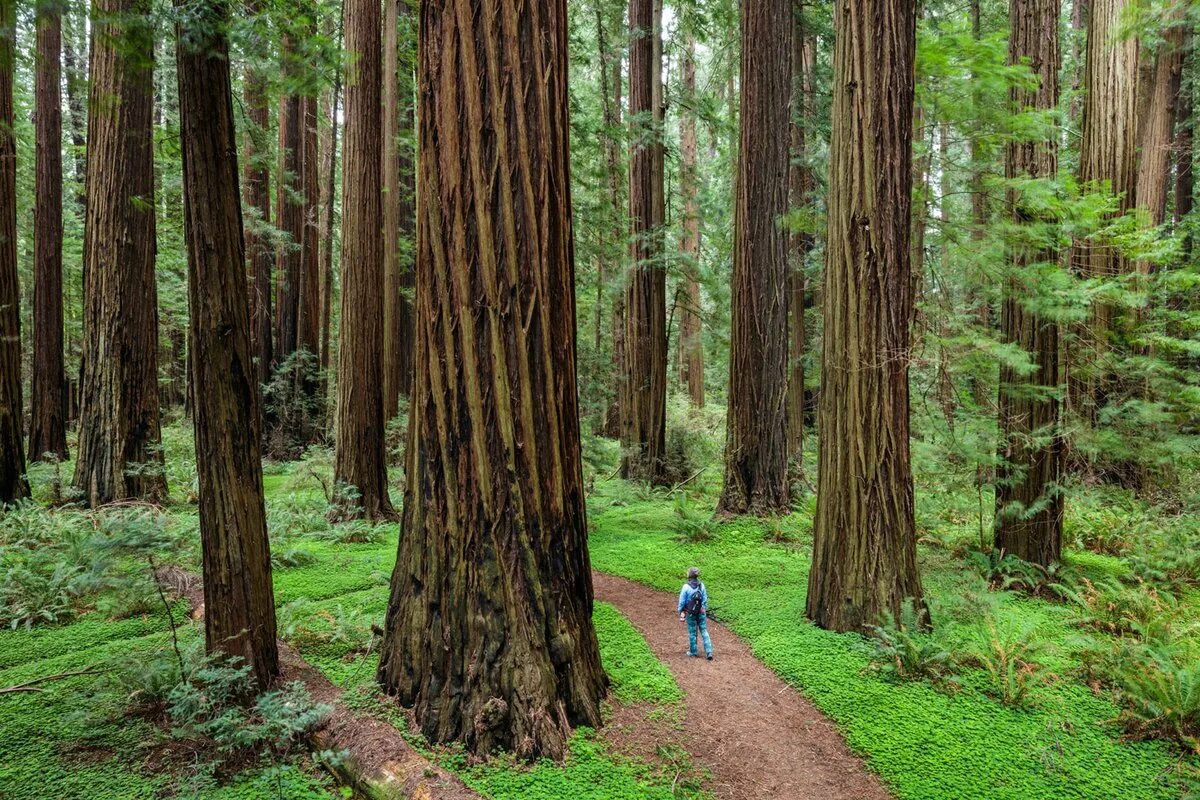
[587,480,1194,800]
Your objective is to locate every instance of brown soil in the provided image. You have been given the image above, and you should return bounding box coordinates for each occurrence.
[593,571,893,800]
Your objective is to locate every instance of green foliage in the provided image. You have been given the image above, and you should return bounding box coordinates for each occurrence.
[966,548,1077,600]
[1108,634,1200,754]
[593,602,681,705]
[865,600,955,685]
[668,492,716,543]
[958,618,1057,708]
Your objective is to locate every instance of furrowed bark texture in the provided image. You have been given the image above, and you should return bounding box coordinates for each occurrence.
[994,0,1064,567]
[0,0,27,503]
[74,0,166,506]
[806,0,926,632]
[717,0,792,516]
[382,0,416,415]
[620,0,667,483]
[678,35,704,408]
[298,91,321,362]
[30,0,68,462]
[319,73,339,392]
[243,0,273,390]
[377,0,608,760]
[1071,0,1138,420]
[787,19,815,465]
[175,0,279,688]
[332,0,392,519]
[1134,19,1185,249]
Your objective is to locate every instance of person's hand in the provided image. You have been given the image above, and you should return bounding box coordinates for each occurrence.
[679,612,685,622]
[701,607,707,616]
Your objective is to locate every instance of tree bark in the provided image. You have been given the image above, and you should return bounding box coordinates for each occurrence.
[30,0,69,462]
[994,0,1064,567]
[275,37,302,363]
[0,0,28,503]
[243,0,273,391]
[319,65,340,401]
[620,0,667,483]
[806,0,926,632]
[1070,0,1138,422]
[332,0,392,520]
[717,0,792,516]
[968,0,991,407]
[298,89,322,361]
[601,5,624,439]
[377,0,607,760]
[74,0,166,506]
[1134,18,1185,251]
[678,35,704,408]
[61,3,86,210]
[787,10,815,465]
[175,0,279,689]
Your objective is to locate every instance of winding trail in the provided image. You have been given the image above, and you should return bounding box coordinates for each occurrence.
[593,571,892,800]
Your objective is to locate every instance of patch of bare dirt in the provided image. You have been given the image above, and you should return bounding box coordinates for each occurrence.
[593,571,893,800]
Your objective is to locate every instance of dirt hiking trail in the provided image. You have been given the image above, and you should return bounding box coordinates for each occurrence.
[593,571,892,800]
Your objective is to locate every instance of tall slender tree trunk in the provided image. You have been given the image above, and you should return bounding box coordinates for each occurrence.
[275,37,302,363]
[243,0,273,391]
[0,0,28,503]
[298,88,321,361]
[319,66,340,401]
[787,9,815,465]
[678,35,704,408]
[601,7,624,439]
[969,0,991,407]
[717,0,792,517]
[995,0,1064,566]
[332,0,392,520]
[1176,47,1194,260]
[377,0,607,760]
[175,0,279,689]
[621,0,667,483]
[382,0,416,416]
[74,0,166,506]
[61,3,86,210]
[806,0,925,632]
[30,0,68,462]
[1070,0,1138,423]
[1134,18,1185,253]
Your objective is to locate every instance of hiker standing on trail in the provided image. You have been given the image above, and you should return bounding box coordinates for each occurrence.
[678,567,714,660]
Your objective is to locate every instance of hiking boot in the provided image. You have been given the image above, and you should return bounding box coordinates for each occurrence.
[686,652,698,658]
[706,654,713,661]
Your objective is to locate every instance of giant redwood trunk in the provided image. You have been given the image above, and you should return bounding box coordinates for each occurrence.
[678,35,704,408]
[806,0,925,632]
[30,0,69,462]
[994,0,1064,567]
[74,0,166,506]
[377,0,607,760]
[620,0,667,483]
[0,0,28,503]
[787,10,815,466]
[1070,0,1138,422]
[243,1,273,391]
[176,0,279,688]
[382,0,416,416]
[332,0,391,520]
[717,0,792,516]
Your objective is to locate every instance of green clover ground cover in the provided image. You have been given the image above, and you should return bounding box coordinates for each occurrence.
[586,479,1199,800]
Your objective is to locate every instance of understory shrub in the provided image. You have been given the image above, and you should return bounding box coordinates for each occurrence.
[959,618,1057,707]
[866,599,955,685]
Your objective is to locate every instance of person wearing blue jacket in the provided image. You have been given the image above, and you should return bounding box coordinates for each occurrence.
[678,567,713,660]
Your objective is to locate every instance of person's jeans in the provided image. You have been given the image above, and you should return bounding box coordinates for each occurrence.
[686,612,713,657]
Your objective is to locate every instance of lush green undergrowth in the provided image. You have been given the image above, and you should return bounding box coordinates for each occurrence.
[587,474,1200,800]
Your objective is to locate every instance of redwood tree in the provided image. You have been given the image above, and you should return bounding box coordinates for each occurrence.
[332,0,391,519]
[0,0,28,503]
[677,33,704,408]
[74,0,166,506]
[176,0,279,688]
[717,0,792,516]
[243,0,273,390]
[806,0,926,632]
[787,15,815,466]
[30,0,68,461]
[994,0,1064,566]
[621,0,667,483]
[377,0,608,760]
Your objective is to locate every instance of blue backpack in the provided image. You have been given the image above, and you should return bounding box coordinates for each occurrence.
[685,582,704,617]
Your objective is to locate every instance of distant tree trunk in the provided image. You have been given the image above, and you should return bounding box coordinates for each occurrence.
[717,0,791,517]
[601,7,624,439]
[298,89,321,361]
[175,0,279,689]
[319,60,341,402]
[275,38,302,363]
[243,0,272,391]
[621,0,667,484]
[1176,50,1194,260]
[936,122,958,434]
[1070,0,1138,423]
[1134,18,1185,254]
[0,0,28,503]
[806,0,925,633]
[74,0,166,506]
[376,0,607,760]
[30,0,69,462]
[332,0,391,520]
[678,35,704,408]
[995,0,1064,567]
[61,4,86,210]
[968,0,991,407]
[787,10,815,465]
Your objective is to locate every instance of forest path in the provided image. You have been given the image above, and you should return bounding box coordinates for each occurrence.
[593,571,892,800]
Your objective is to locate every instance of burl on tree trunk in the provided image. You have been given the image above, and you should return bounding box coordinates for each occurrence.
[806,0,927,633]
[377,0,607,760]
